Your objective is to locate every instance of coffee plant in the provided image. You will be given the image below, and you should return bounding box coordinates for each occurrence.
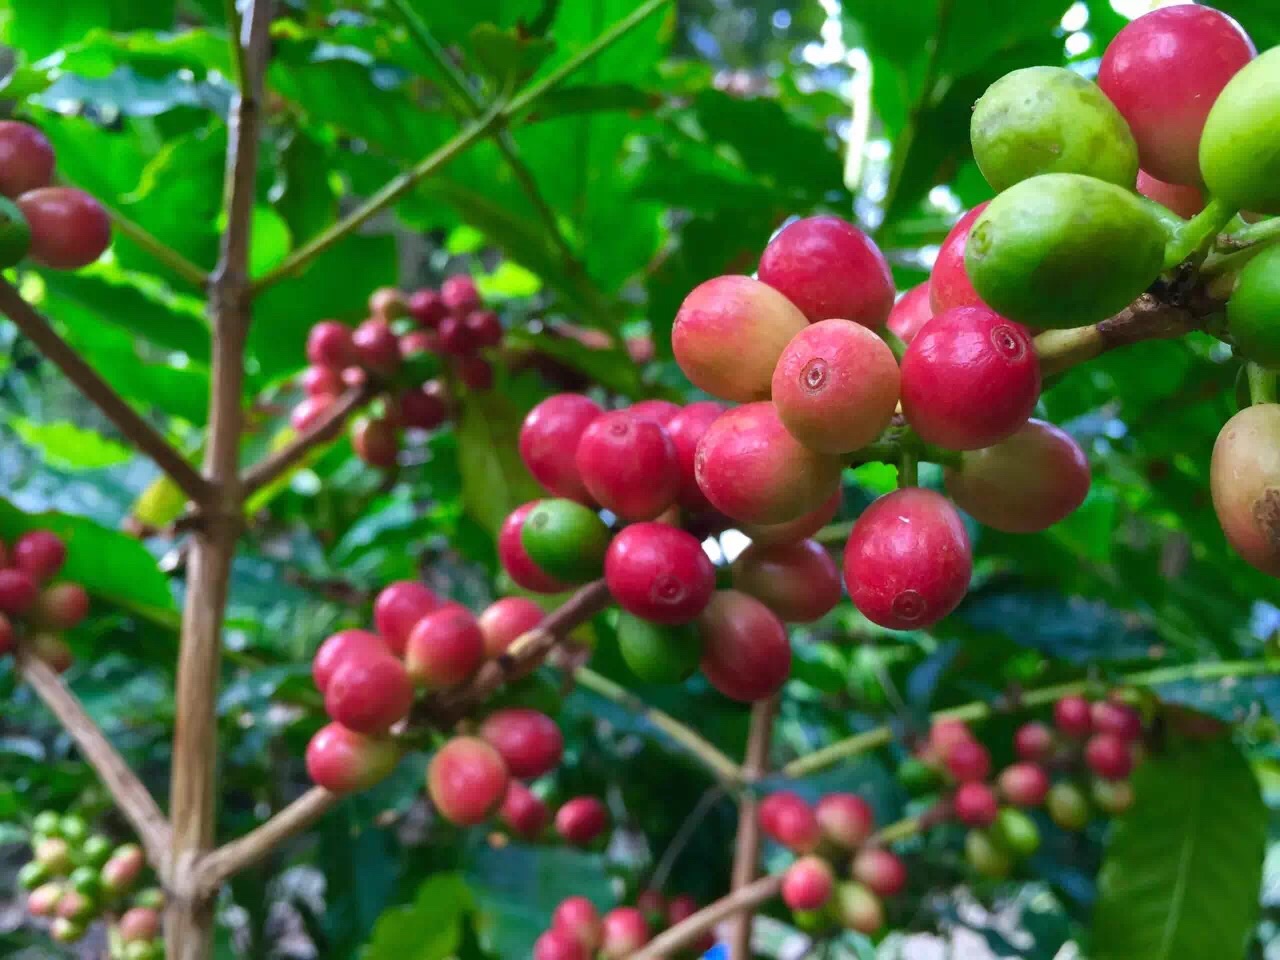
[0,1,1278,958]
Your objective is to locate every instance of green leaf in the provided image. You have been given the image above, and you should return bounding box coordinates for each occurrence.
[456,382,544,536]
[1092,739,1266,960]
[10,419,133,470]
[469,23,554,89]
[5,0,111,60]
[530,83,658,120]
[360,873,472,960]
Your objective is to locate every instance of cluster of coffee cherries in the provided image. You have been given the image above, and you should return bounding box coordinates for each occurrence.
[294,276,505,468]
[0,120,111,270]
[533,890,713,960]
[0,529,91,672]
[15,810,163,956]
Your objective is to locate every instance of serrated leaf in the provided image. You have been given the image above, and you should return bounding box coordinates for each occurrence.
[360,873,472,960]
[1092,739,1266,960]
[10,419,133,469]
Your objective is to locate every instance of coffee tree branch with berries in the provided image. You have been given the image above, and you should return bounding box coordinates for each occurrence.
[0,2,1279,959]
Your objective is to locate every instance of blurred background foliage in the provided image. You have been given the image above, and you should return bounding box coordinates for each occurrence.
[1,0,1280,957]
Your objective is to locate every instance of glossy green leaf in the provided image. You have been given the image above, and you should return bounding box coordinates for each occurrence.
[10,419,133,470]
[360,873,472,960]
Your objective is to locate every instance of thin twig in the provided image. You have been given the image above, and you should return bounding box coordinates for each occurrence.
[0,278,210,504]
[650,786,726,891]
[631,875,783,960]
[242,383,375,494]
[97,198,210,288]
[727,697,775,959]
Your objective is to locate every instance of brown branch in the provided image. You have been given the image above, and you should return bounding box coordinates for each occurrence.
[242,383,374,494]
[632,875,783,960]
[0,279,211,504]
[16,650,171,869]
[727,696,776,959]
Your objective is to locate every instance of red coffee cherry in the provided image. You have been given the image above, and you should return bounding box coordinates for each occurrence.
[399,330,439,358]
[695,402,842,525]
[100,844,144,894]
[635,889,666,921]
[477,596,544,657]
[604,523,715,624]
[740,489,840,546]
[0,121,54,197]
[1137,170,1205,219]
[954,782,999,826]
[0,568,38,615]
[437,314,473,355]
[33,583,90,630]
[498,502,568,594]
[17,187,111,269]
[459,356,493,391]
[782,856,835,911]
[408,288,447,328]
[945,419,1091,533]
[312,629,388,695]
[1092,700,1143,741]
[499,781,549,839]
[664,401,726,512]
[324,654,413,734]
[852,848,907,898]
[815,793,874,850]
[843,489,972,631]
[698,590,792,702]
[26,883,62,917]
[900,306,1040,450]
[1014,722,1054,762]
[552,895,603,950]
[351,415,400,468]
[758,215,894,327]
[1054,696,1093,737]
[0,613,13,656]
[630,399,682,426]
[886,282,934,345]
[306,321,355,368]
[1085,733,1134,780]
[352,318,401,376]
[534,929,589,960]
[441,274,481,315]
[305,722,401,793]
[666,894,698,926]
[555,796,609,846]
[14,530,67,582]
[399,386,449,430]
[929,203,990,313]
[731,538,841,623]
[672,274,808,402]
[575,411,679,520]
[301,365,342,397]
[599,907,649,959]
[373,581,441,656]
[405,606,486,688]
[480,708,564,779]
[427,736,510,826]
[758,791,820,853]
[946,739,991,783]
[368,286,405,320]
[927,718,975,765]
[999,762,1050,808]
[291,394,334,432]
[464,309,503,348]
[118,906,161,944]
[520,394,603,503]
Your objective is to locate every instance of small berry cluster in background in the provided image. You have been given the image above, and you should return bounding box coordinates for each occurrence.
[534,890,714,960]
[0,529,90,673]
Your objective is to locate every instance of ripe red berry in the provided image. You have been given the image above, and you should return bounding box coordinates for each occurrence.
[553,895,603,950]
[324,654,413,734]
[927,718,975,765]
[731,538,841,623]
[17,187,111,269]
[441,275,481,315]
[1013,722,1054,762]
[758,215,894,327]
[575,411,679,520]
[954,781,999,826]
[555,796,609,846]
[900,306,1040,450]
[498,503,567,594]
[520,394,604,503]
[740,489,840,546]
[946,739,991,783]
[26,883,62,917]
[886,282,934,345]
[368,286,405,319]
[372,581,441,656]
[118,906,160,943]
[1099,5,1255,185]
[599,907,649,959]
[305,722,401,793]
[1092,700,1142,741]
[405,606,486,689]
[1054,696,1093,738]
[664,401,726,512]
[758,791,820,853]
[815,793,874,850]
[101,844,144,894]
[1085,733,1134,780]
[477,596,544,657]
[604,523,715,624]
[399,330,439,358]
[695,402,842,525]
[0,568,38,614]
[843,489,972,630]
[0,613,12,656]
[30,631,72,672]
[852,848,907,898]
[312,629,387,695]
[1137,169,1205,219]
[351,415,400,468]
[698,590,792,702]
[32,583,89,630]
[630,399,682,426]
[672,274,808,402]
[464,309,503,348]
[534,928,589,960]
[635,889,666,920]
[291,394,334,432]
[998,763,1050,808]
[398,386,448,430]
[14,530,67,582]
[409,288,447,328]
[479,708,564,779]
[306,321,356,368]
[782,856,835,911]
[0,121,54,197]
[499,781,549,839]
[352,318,401,376]
[440,314,476,355]
[929,203,990,313]
[427,736,510,826]
[301,365,342,397]
[459,355,493,391]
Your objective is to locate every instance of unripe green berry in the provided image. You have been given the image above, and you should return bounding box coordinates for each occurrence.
[124,940,163,960]
[35,836,73,874]
[965,829,1013,878]
[992,808,1040,858]
[1046,782,1091,831]
[68,865,101,897]
[32,810,62,837]
[134,887,165,911]
[50,916,86,943]
[82,834,114,866]
[17,860,50,890]
[59,814,89,844]
[897,756,942,795]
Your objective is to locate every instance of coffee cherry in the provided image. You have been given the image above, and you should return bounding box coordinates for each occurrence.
[291,394,334,432]
[615,613,702,683]
[399,330,438,358]
[437,315,473,355]
[698,590,791,702]
[673,275,809,402]
[815,793,874,850]
[499,781,549,839]
[772,318,900,454]
[999,763,1050,808]
[301,365,342,397]
[929,204,990,313]
[368,286,405,320]
[1013,722,1054,762]
[27,881,63,917]
[1136,170,1204,219]
[1092,700,1142,741]
[604,523,714,624]
[521,499,610,583]
[758,216,894,327]
[1085,733,1133,780]
[1099,5,1254,186]
[31,631,73,672]
[32,809,61,837]
[59,814,88,845]
[352,318,401,376]
[405,605,485,688]
[81,835,113,868]
[553,895,603,950]
[459,356,494,391]
[732,538,840,623]
[306,321,355,368]
[783,856,834,911]
[15,530,67,582]
[409,288,447,328]
[954,782,999,827]
[887,283,933,345]
[740,489,840,546]
[427,736,510,826]
[843,489,972,630]
[946,740,991,783]
[834,881,884,934]
[635,889,666,925]
[600,907,649,959]
[0,121,54,197]
[695,402,842,525]
[371,581,440,656]
[398,385,448,430]
[534,928,589,960]
[100,844,144,894]
[758,791,820,854]
[927,718,975,765]
[994,808,1041,858]
[32,583,89,630]
[17,187,110,268]
[1092,777,1135,815]
[54,889,94,924]
[441,275,480,315]
[628,399,680,426]
[0,566,36,615]
[852,848,907,898]
[1046,782,1090,831]
[656,401,723,513]
[324,654,413,735]
[352,415,400,468]
[944,419,1090,532]
[520,394,604,503]
[50,916,86,943]
[479,708,563,779]
[1211,404,1280,574]
[0,612,13,656]
[965,828,1012,879]
[900,307,1039,450]
[1201,47,1280,213]
[499,503,568,594]
[17,861,49,891]
[575,411,679,520]
[555,796,608,846]
[464,309,503,348]
[36,837,73,874]
[119,906,160,943]
[1053,695,1093,737]
[478,596,544,657]
[312,630,388,694]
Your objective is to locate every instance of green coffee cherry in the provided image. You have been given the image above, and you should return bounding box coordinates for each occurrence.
[35,836,74,874]
[59,814,89,845]
[616,613,702,683]
[1092,777,1135,815]
[134,887,166,911]
[992,808,1040,858]
[17,861,50,890]
[896,756,942,796]
[1201,48,1280,215]
[68,865,101,898]
[82,834,114,867]
[520,499,610,582]
[1046,782,1090,831]
[1227,245,1280,368]
[32,811,62,837]
[49,915,86,943]
[965,828,1013,878]
[0,196,31,270]
[124,940,164,960]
